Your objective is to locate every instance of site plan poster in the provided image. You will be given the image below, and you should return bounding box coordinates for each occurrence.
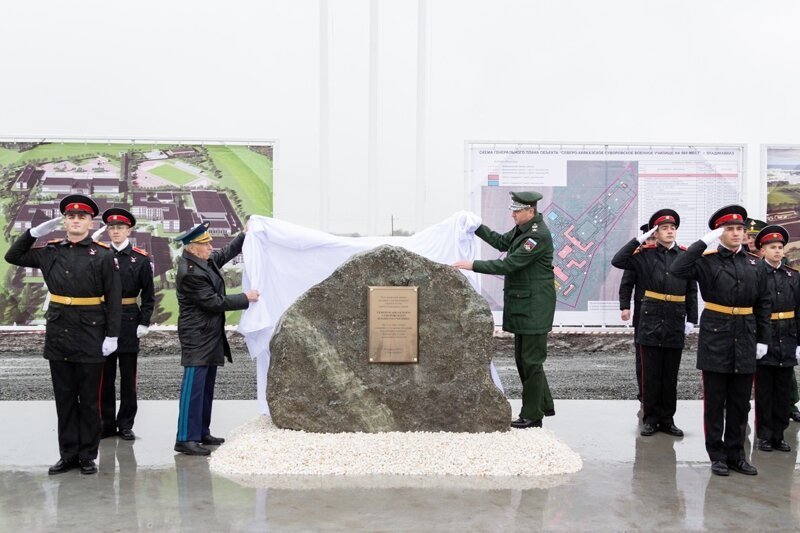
[765,146,800,268]
[469,143,743,326]
[0,140,273,326]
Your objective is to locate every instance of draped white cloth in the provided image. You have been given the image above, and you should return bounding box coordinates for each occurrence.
[238,211,503,414]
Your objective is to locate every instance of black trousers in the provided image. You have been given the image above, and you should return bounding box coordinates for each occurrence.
[101,351,139,432]
[49,360,103,461]
[634,342,643,401]
[702,371,753,462]
[640,345,682,426]
[755,365,793,441]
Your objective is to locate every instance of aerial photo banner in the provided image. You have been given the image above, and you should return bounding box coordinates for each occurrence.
[0,140,274,326]
[468,142,743,327]
[765,145,800,268]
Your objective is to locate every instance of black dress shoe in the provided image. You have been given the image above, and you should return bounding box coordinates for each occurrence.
[100,429,117,439]
[727,459,758,475]
[48,458,78,475]
[511,417,542,429]
[640,423,656,436]
[710,461,729,476]
[174,441,211,456]
[119,429,136,441]
[201,435,225,445]
[79,459,97,475]
[772,439,791,452]
[659,423,684,437]
[757,438,773,452]
[790,411,800,423]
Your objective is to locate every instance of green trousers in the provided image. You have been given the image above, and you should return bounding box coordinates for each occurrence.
[514,333,554,420]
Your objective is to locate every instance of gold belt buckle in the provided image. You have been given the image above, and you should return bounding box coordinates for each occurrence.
[731,307,739,314]
[64,296,72,305]
[779,312,785,319]
[665,294,674,302]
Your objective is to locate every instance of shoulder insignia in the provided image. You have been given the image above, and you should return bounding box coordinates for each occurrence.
[679,245,687,251]
[747,252,761,259]
[523,238,538,252]
[132,246,149,257]
[632,248,641,255]
[48,238,62,244]
[783,264,798,273]
[702,249,719,256]
[93,240,110,249]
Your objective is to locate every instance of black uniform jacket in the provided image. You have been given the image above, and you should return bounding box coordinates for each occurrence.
[760,260,800,367]
[619,269,645,328]
[4,230,121,363]
[670,241,771,374]
[472,214,556,334]
[176,233,249,367]
[612,238,698,349]
[113,243,155,353]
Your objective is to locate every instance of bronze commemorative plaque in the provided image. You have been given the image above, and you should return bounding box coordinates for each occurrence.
[368,286,418,363]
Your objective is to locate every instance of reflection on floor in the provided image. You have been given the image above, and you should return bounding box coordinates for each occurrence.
[1,400,798,531]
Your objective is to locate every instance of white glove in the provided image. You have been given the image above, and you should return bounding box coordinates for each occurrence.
[756,343,768,359]
[637,227,657,244]
[795,346,800,361]
[701,227,724,246]
[102,337,118,357]
[91,225,106,241]
[30,217,62,238]
[684,322,694,335]
[136,325,150,338]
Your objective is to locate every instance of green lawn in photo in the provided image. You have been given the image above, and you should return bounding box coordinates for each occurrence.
[0,147,20,167]
[149,163,204,187]
[10,143,170,167]
[768,185,800,205]
[206,145,273,216]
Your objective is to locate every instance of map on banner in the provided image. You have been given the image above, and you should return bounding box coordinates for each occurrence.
[766,146,800,269]
[0,140,273,326]
[470,143,743,325]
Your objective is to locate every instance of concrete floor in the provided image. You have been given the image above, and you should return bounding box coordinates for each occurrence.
[1,400,799,532]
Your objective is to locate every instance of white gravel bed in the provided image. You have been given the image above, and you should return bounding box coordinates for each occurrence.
[209,416,582,478]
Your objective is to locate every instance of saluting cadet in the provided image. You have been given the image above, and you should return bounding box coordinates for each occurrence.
[671,205,771,477]
[95,208,155,441]
[173,221,259,456]
[612,209,698,437]
[753,225,800,452]
[619,223,656,402]
[5,194,121,475]
[454,191,556,429]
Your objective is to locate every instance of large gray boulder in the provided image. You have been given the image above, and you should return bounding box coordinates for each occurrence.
[268,245,511,433]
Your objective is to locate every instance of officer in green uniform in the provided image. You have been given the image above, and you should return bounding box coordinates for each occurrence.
[453,191,556,428]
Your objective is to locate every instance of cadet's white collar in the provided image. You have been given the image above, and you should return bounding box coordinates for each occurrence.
[112,239,130,252]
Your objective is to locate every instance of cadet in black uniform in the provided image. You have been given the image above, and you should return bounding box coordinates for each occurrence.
[671,205,771,476]
[5,194,121,475]
[612,209,698,437]
[96,208,155,441]
[619,223,655,402]
[753,225,799,452]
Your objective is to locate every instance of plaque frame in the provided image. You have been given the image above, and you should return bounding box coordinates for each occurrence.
[368,286,419,364]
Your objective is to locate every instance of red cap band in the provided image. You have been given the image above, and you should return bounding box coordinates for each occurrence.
[653,215,676,226]
[762,232,785,244]
[108,214,131,225]
[714,213,743,228]
[65,202,93,214]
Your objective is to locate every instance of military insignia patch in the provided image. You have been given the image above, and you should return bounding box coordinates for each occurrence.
[88,248,97,255]
[523,238,537,252]
[131,256,136,263]
[749,259,756,265]
[532,224,538,232]
[113,257,119,271]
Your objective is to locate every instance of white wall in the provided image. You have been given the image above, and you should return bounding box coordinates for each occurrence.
[1,0,798,234]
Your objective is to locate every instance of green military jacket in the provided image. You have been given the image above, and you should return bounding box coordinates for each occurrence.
[472,214,556,334]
